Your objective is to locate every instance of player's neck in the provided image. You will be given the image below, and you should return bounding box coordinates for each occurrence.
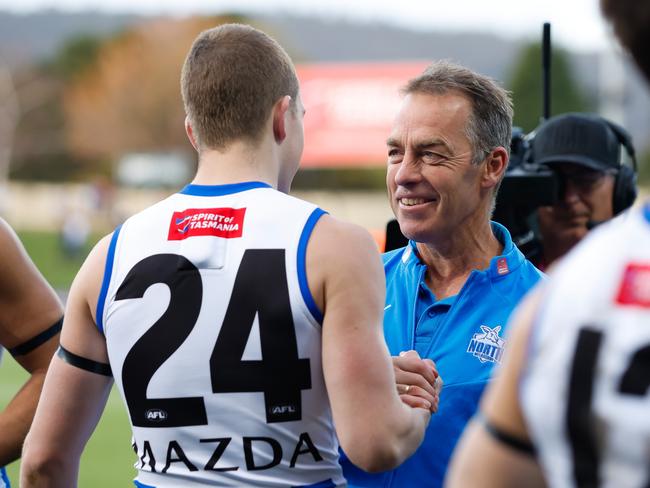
[191,138,280,189]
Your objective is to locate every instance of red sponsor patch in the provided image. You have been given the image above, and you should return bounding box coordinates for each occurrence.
[496,257,509,275]
[168,208,245,240]
[616,263,650,308]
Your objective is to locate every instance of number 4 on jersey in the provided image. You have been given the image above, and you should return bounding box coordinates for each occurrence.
[211,249,311,423]
[117,250,311,428]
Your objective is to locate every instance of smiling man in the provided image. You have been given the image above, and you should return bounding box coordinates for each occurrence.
[446,2,650,485]
[340,61,543,488]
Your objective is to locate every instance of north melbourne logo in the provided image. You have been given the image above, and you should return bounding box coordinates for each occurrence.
[466,325,505,364]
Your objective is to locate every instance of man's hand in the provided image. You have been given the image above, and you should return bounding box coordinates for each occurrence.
[393,350,443,413]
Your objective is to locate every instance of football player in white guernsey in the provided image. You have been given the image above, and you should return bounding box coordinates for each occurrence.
[21,24,437,488]
[446,202,650,488]
[0,218,63,488]
[445,4,650,487]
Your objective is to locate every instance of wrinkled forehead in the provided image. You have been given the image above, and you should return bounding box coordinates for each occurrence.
[388,92,472,147]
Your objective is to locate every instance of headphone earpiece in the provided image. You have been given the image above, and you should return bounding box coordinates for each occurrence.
[604,120,638,215]
[613,164,638,215]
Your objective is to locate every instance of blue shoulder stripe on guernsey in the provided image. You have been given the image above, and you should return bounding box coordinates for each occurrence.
[179,181,271,196]
[96,224,122,335]
[644,201,650,224]
[133,481,155,488]
[297,208,327,324]
[292,478,336,488]
[0,467,10,488]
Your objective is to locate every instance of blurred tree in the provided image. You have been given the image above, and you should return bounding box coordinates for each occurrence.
[49,34,102,81]
[63,15,241,162]
[10,34,105,181]
[507,42,592,133]
[0,57,19,186]
[10,67,83,181]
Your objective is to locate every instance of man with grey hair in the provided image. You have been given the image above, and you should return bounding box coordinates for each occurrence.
[445,1,650,487]
[340,61,543,488]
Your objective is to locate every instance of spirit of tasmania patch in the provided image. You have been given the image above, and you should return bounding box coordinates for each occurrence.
[168,208,245,240]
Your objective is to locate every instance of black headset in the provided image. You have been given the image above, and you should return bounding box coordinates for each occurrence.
[602,120,638,215]
[527,118,638,216]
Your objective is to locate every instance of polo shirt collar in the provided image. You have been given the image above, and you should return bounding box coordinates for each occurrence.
[402,221,524,279]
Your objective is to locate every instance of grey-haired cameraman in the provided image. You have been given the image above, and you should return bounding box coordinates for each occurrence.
[529,112,638,270]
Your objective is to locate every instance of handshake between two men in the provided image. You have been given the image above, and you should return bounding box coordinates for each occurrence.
[394,350,443,414]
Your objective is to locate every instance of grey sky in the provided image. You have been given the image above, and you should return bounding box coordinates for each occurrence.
[0,0,618,53]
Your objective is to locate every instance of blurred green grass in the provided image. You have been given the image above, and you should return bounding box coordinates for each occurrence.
[3,230,135,486]
[1,354,136,487]
[17,230,102,290]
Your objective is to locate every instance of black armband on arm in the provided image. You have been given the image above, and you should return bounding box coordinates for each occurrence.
[57,345,112,377]
[477,412,537,457]
[9,316,63,356]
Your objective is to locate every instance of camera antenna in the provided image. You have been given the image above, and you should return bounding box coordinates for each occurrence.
[542,22,551,121]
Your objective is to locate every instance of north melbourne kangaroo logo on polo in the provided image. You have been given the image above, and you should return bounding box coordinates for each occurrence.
[466,325,506,364]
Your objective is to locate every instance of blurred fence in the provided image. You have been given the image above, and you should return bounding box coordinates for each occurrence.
[2,182,395,235]
[3,182,647,250]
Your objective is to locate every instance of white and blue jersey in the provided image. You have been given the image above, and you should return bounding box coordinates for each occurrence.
[97,182,344,488]
[522,202,650,488]
[340,222,544,488]
[0,467,9,488]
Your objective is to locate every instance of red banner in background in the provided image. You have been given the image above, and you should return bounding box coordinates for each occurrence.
[297,62,429,168]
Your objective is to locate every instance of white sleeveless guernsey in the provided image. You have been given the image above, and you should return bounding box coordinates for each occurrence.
[97,182,344,488]
[521,202,650,488]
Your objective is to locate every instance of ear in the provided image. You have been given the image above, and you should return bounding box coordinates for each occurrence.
[482,146,509,190]
[272,95,292,144]
[185,116,199,152]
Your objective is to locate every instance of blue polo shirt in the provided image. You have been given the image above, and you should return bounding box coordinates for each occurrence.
[340,222,543,488]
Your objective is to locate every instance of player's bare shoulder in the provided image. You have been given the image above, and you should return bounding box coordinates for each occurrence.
[70,231,114,322]
[307,214,382,268]
[305,214,384,312]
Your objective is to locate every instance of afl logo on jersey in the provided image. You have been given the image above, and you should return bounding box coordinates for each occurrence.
[466,325,506,364]
[145,409,168,422]
[271,405,297,415]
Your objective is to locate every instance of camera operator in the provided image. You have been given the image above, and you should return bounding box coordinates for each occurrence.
[530,112,637,270]
[445,2,650,487]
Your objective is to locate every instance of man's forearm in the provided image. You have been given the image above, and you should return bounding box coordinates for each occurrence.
[0,369,47,466]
